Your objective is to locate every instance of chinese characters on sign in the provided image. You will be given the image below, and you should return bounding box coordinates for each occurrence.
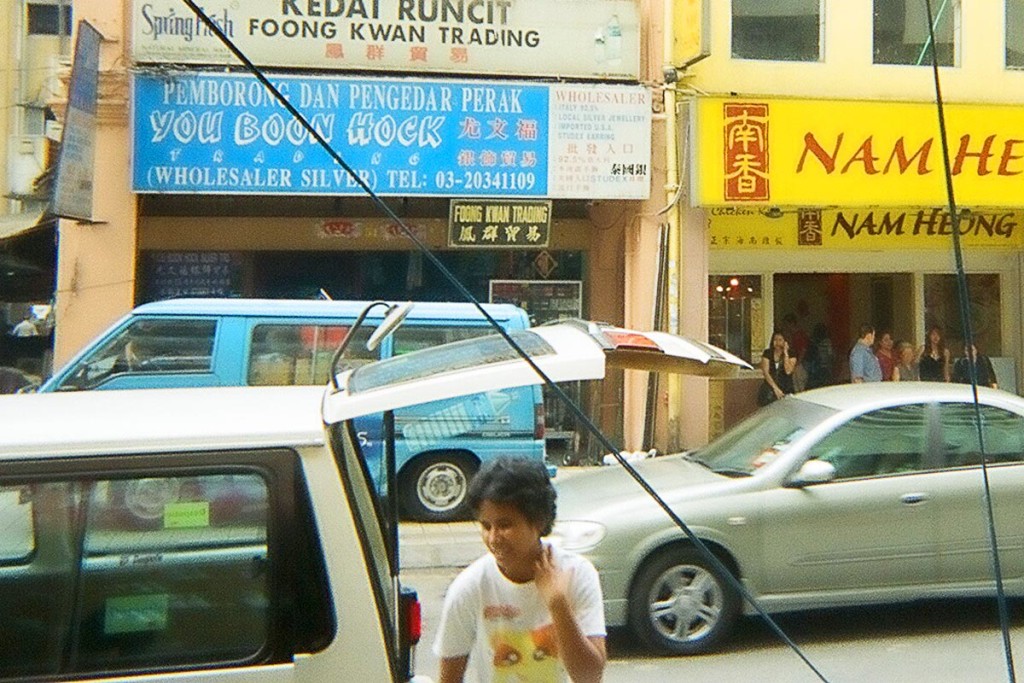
[448,199,551,248]
[797,209,823,246]
[143,252,242,301]
[708,208,1024,250]
[723,102,769,202]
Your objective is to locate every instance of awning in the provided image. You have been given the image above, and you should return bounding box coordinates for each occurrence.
[0,210,50,242]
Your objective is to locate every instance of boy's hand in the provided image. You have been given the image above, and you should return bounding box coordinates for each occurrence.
[534,544,570,609]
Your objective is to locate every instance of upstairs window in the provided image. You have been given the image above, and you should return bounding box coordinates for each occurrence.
[1009,0,1024,68]
[732,0,822,62]
[27,3,72,36]
[874,0,959,66]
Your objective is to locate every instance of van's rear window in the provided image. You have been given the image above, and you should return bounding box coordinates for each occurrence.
[348,330,553,392]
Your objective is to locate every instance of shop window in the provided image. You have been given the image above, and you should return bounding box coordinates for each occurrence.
[1009,0,1024,69]
[731,0,822,62]
[27,3,72,36]
[873,0,959,66]
[709,275,762,363]
[923,273,1001,356]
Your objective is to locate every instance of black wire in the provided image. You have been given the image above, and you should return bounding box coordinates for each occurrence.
[922,1,1015,680]
[179,2,830,679]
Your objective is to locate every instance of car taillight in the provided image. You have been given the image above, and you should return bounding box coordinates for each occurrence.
[399,587,422,681]
[534,402,545,441]
[405,594,422,645]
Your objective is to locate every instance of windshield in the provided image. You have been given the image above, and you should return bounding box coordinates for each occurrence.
[689,396,836,475]
[348,330,553,393]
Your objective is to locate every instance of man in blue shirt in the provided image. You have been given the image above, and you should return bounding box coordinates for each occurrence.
[849,324,882,382]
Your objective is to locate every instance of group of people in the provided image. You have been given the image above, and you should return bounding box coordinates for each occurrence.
[759,321,998,406]
[850,324,997,388]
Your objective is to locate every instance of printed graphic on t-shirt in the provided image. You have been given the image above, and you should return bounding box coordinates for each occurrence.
[489,623,560,682]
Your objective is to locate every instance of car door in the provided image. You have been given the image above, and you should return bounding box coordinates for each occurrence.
[759,403,939,594]
[933,401,1024,584]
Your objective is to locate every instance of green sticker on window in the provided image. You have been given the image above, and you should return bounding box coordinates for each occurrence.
[105,594,169,634]
[163,500,210,528]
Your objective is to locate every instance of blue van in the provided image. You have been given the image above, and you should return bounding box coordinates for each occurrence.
[40,298,544,521]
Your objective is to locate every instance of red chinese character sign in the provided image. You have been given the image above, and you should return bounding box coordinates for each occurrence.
[723,103,769,202]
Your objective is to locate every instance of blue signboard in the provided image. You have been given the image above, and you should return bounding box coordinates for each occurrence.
[132,72,554,197]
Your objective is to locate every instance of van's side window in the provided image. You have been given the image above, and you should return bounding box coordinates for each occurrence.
[392,325,494,355]
[0,487,33,563]
[0,453,334,680]
[248,324,374,386]
[60,319,217,390]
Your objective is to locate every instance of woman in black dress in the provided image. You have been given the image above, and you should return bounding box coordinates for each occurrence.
[758,330,797,405]
[917,325,950,382]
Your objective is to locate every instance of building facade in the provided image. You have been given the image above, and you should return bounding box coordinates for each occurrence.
[666,1,1024,435]
[51,0,687,454]
[0,0,70,380]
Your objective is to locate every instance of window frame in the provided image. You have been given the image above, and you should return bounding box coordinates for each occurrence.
[0,448,335,680]
[730,0,824,63]
[1009,0,1024,69]
[872,0,961,67]
[26,2,73,36]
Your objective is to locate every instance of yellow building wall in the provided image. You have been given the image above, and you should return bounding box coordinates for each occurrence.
[683,3,1024,105]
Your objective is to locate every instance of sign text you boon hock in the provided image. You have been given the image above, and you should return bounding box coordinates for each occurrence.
[131,72,652,199]
[131,0,640,80]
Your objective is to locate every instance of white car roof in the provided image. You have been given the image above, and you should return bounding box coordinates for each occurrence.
[1,385,327,459]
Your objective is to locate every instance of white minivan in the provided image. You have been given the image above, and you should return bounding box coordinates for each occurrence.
[0,385,424,682]
[0,320,745,681]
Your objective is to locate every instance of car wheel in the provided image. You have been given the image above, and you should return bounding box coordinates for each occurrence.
[401,453,477,522]
[628,546,740,655]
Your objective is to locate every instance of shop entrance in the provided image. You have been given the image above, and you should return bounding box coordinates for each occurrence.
[773,273,914,385]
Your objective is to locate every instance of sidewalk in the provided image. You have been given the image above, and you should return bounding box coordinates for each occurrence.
[399,521,485,570]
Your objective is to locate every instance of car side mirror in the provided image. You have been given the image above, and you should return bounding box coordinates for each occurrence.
[788,459,836,487]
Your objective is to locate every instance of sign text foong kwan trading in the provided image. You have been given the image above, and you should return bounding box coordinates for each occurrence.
[131,0,641,80]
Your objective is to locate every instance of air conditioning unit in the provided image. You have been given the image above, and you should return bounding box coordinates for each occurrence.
[6,135,46,197]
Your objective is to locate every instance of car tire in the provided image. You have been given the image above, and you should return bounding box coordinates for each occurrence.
[628,546,740,655]
[400,453,478,522]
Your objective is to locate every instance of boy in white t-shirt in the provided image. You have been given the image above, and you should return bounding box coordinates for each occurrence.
[434,457,606,683]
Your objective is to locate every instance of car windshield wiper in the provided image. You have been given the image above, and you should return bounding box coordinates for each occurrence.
[710,467,753,478]
[682,452,713,470]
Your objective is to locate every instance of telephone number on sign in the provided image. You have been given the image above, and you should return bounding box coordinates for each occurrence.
[434,171,537,192]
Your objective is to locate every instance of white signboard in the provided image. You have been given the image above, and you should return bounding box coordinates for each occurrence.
[131,0,640,80]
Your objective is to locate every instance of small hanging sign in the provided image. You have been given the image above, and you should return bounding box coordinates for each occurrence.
[448,199,551,249]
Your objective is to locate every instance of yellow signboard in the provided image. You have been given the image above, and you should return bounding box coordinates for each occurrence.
[708,207,1024,250]
[695,98,1024,208]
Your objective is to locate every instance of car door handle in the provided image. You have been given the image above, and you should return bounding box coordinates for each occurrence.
[900,493,929,505]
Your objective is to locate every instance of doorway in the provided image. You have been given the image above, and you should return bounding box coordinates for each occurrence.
[773,273,914,384]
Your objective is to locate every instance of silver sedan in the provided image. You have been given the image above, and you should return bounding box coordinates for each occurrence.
[552,382,1024,654]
